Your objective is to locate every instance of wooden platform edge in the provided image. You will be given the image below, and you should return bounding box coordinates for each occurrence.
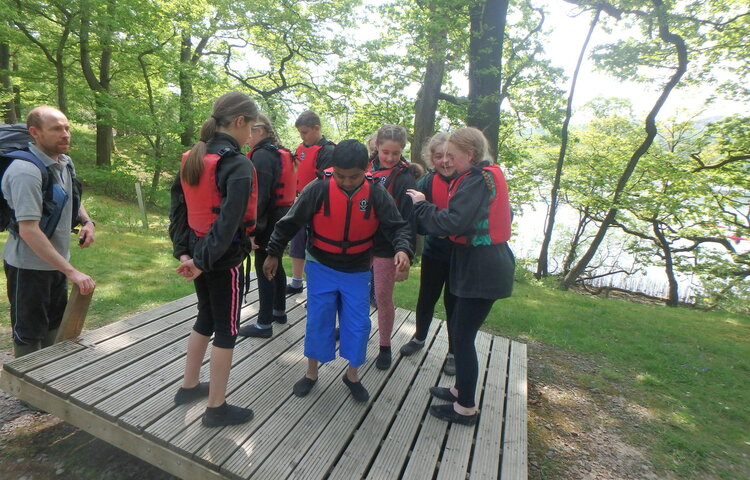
[0,369,224,480]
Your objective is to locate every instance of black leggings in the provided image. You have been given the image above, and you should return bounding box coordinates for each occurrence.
[415,255,456,354]
[451,297,496,408]
[254,247,287,325]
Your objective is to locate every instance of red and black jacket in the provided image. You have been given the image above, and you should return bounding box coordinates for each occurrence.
[250,143,296,207]
[181,149,258,238]
[169,133,257,272]
[448,164,511,245]
[295,138,335,193]
[369,159,410,195]
[311,173,379,255]
[369,157,417,257]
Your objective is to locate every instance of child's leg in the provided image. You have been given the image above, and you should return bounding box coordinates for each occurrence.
[205,263,244,406]
[372,256,396,346]
[337,269,371,368]
[182,330,211,388]
[288,229,307,289]
[303,261,338,364]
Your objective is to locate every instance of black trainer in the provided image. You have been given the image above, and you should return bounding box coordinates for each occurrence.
[342,375,369,402]
[375,349,392,370]
[201,402,254,428]
[293,376,317,397]
[174,382,210,405]
[429,403,477,426]
[286,283,304,295]
[429,386,458,402]
[238,324,272,338]
[399,339,424,357]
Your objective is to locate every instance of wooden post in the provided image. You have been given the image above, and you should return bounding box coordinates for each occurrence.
[135,181,148,229]
[55,284,94,343]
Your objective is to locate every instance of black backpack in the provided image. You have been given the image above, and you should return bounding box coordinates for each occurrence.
[0,123,82,237]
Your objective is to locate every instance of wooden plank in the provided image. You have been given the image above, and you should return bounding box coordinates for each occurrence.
[399,348,452,479]
[332,321,446,480]
[223,309,409,480]
[470,336,510,480]
[436,331,492,480]
[363,322,449,480]
[29,285,260,391]
[0,369,225,480]
[55,283,94,342]
[501,341,528,480]
[283,310,416,480]
[2,293,198,377]
[110,287,306,433]
[145,302,309,449]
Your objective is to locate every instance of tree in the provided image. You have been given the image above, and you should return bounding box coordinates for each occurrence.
[536,8,600,278]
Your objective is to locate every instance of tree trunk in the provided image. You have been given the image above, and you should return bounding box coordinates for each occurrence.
[1,42,17,123]
[467,0,509,160]
[561,5,688,289]
[179,33,195,147]
[652,220,679,306]
[12,58,20,120]
[411,32,447,166]
[536,10,600,278]
[80,0,114,167]
[55,61,67,114]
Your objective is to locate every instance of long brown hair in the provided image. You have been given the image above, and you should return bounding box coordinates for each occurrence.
[181,92,259,185]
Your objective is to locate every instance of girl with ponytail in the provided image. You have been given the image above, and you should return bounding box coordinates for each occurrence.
[169,91,260,428]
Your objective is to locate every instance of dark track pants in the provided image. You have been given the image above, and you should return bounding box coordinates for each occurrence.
[414,254,456,353]
[451,297,496,408]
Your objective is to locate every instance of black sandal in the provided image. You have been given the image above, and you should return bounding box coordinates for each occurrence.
[429,386,458,403]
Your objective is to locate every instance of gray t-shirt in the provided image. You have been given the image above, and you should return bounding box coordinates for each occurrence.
[2,143,75,270]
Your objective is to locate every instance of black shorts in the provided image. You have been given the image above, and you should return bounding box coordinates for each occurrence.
[4,262,67,346]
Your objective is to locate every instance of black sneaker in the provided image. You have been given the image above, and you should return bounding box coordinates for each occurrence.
[399,339,424,357]
[286,283,304,295]
[443,355,456,376]
[342,375,369,402]
[273,314,288,324]
[429,386,458,402]
[174,382,210,405]
[293,376,317,397]
[238,324,272,338]
[429,403,477,426]
[201,402,254,428]
[375,350,392,370]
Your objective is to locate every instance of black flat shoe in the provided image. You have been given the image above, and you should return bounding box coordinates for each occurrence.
[342,375,370,402]
[429,386,458,403]
[286,284,304,295]
[429,403,477,425]
[201,402,254,427]
[293,376,317,397]
[375,350,391,370]
[174,381,210,405]
[238,324,272,338]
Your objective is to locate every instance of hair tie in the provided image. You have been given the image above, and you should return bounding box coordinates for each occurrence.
[211,115,220,122]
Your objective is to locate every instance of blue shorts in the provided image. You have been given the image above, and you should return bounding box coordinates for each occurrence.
[304,261,371,367]
[289,228,307,259]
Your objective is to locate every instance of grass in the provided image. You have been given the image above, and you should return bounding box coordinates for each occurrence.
[1,190,748,479]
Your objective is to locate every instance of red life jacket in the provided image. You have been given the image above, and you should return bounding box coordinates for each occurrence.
[369,159,409,195]
[448,164,511,245]
[249,144,296,207]
[311,174,379,255]
[429,172,451,210]
[181,150,258,238]
[296,140,334,193]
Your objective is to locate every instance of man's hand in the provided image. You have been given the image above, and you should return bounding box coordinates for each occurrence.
[176,258,203,281]
[68,269,95,295]
[78,221,95,248]
[263,255,279,281]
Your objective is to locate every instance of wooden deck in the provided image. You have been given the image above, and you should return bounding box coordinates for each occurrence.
[0,277,527,479]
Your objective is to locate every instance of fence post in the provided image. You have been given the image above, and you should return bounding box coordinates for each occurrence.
[135,181,148,229]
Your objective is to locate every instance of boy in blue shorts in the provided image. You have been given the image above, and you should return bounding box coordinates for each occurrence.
[262,139,412,401]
